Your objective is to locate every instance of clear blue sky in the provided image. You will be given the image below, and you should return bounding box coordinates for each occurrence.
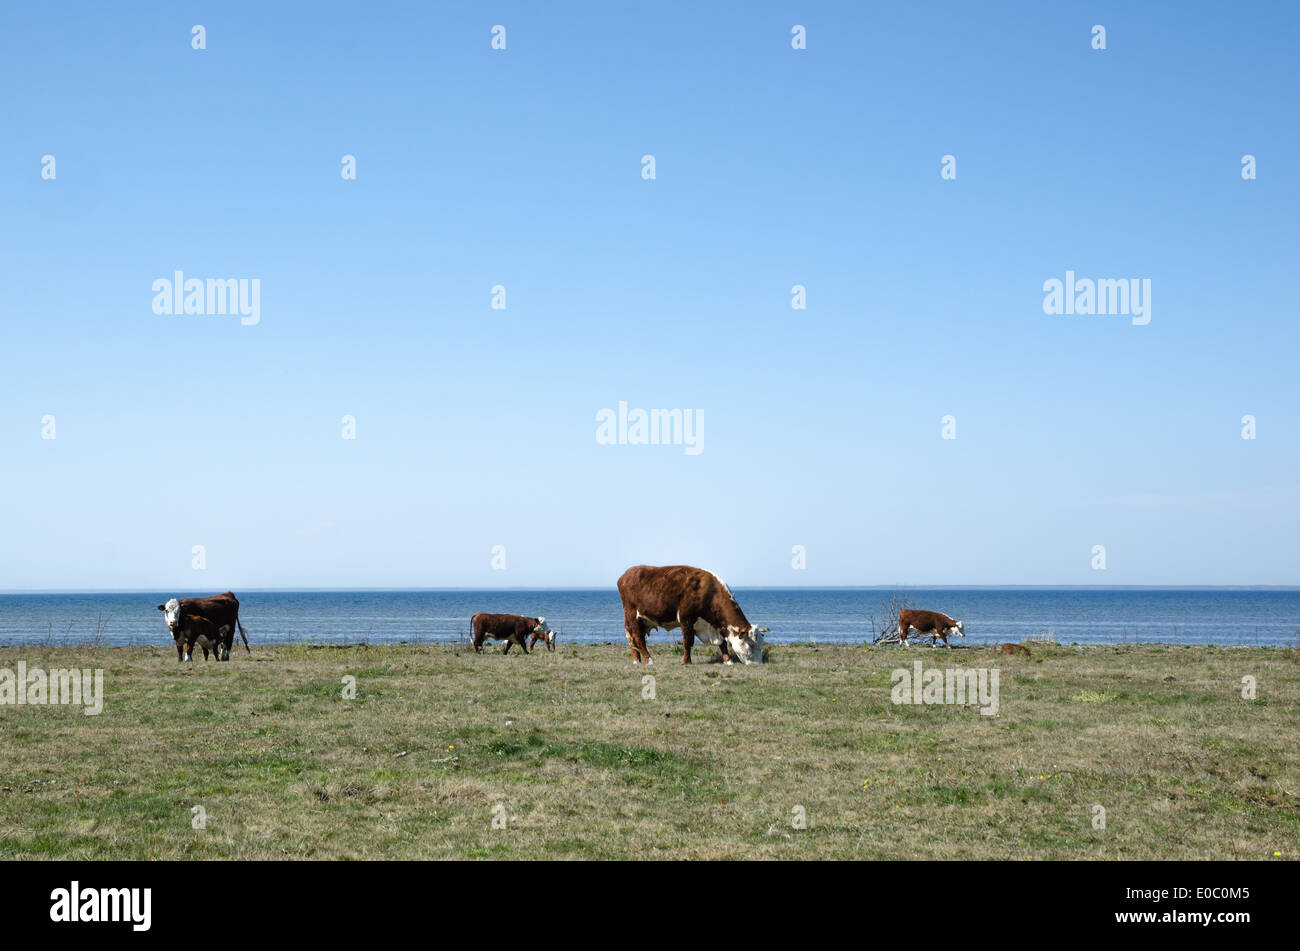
[2,1,1297,589]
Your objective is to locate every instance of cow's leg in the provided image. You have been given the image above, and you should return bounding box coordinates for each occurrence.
[472,634,484,654]
[899,627,909,648]
[623,608,647,664]
[517,635,529,655]
[940,630,951,649]
[502,639,512,655]
[176,640,184,662]
[680,617,696,665]
[633,617,653,665]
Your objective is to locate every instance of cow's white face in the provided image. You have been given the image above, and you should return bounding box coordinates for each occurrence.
[163,598,182,635]
[950,620,965,638]
[533,618,554,642]
[726,625,764,665]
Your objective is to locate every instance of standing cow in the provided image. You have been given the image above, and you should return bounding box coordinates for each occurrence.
[470,613,554,655]
[157,591,250,662]
[616,565,764,665]
[898,608,964,649]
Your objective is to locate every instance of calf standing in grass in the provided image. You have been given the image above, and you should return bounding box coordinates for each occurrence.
[470,613,554,655]
[898,608,964,649]
[176,613,225,661]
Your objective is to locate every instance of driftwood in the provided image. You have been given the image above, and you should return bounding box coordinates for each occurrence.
[868,590,916,644]
[873,631,943,647]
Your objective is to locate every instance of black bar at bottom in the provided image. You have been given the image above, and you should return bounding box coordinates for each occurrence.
[1,859,1283,939]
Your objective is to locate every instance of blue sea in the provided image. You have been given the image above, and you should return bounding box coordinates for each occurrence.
[0,588,1297,647]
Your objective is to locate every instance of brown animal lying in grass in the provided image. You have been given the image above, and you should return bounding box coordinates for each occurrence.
[999,643,1031,657]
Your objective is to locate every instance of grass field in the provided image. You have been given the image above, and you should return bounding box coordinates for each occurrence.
[0,640,1296,859]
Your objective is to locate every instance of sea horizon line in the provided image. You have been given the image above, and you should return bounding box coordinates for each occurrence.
[3,585,1299,595]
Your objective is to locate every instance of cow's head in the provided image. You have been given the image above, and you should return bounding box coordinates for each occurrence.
[948,619,965,639]
[157,599,183,637]
[725,625,764,665]
[532,617,556,652]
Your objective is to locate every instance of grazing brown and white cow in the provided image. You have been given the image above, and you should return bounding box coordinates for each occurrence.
[157,591,250,662]
[470,613,553,655]
[898,608,964,649]
[616,565,764,666]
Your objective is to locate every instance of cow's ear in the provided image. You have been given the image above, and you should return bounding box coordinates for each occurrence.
[156,604,165,611]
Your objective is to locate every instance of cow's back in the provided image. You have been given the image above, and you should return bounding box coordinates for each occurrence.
[618,565,745,627]
[182,592,239,622]
[618,565,699,616]
[901,609,954,632]
[472,613,534,638]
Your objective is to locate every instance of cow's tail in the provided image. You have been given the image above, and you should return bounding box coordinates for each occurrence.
[236,613,251,652]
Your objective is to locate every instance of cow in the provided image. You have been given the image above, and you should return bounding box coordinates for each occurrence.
[157,591,250,662]
[159,601,231,662]
[529,623,558,653]
[470,613,553,655]
[616,565,764,666]
[898,608,964,649]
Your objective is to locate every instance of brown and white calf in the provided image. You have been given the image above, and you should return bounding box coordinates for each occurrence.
[898,608,965,649]
[470,613,554,655]
[157,592,250,662]
[616,565,764,665]
[176,613,225,661]
[528,622,557,652]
